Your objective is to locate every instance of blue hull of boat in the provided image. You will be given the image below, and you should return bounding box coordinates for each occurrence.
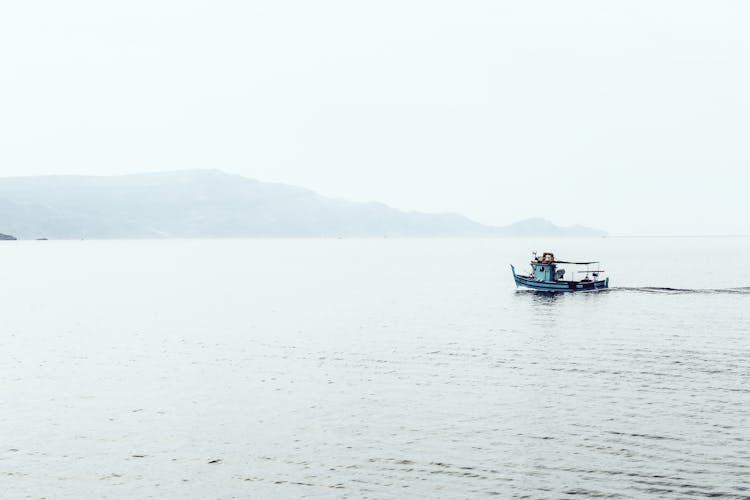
[511,265,609,292]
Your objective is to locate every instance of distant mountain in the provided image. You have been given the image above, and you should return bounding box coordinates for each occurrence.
[499,217,606,237]
[0,232,16,240]
[0,170,606,239]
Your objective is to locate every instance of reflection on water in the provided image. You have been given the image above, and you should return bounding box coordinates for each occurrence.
[515,289,567,301]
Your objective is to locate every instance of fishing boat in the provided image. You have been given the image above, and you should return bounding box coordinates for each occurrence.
[511,251,609,292]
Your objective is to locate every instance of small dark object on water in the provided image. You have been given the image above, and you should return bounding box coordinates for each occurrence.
[208,459,222,464]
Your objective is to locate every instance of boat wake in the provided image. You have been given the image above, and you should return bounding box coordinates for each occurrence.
[615,286,750,295]
[514,286,750,295]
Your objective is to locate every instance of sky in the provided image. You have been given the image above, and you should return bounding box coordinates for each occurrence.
[1,1,748,235]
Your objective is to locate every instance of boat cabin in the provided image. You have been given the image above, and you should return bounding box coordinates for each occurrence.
[531,252,565,282]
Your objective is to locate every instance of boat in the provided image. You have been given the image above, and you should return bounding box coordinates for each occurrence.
[511,251,609,292]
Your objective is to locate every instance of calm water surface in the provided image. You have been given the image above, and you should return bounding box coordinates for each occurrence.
[1,238,749,499]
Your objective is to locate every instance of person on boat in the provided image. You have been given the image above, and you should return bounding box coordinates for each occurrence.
[541,252,554,264]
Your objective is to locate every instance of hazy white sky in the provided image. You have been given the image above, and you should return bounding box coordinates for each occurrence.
[1,1,748,235]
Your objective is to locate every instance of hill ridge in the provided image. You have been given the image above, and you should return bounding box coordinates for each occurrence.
[0,170,606,239]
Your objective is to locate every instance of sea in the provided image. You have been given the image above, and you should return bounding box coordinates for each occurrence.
[2,237,749,499]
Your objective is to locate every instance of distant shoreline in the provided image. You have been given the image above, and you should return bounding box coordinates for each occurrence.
[4,235,750,241]
[605,234,750,239]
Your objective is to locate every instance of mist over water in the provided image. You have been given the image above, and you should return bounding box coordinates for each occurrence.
[2,238,749,499]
